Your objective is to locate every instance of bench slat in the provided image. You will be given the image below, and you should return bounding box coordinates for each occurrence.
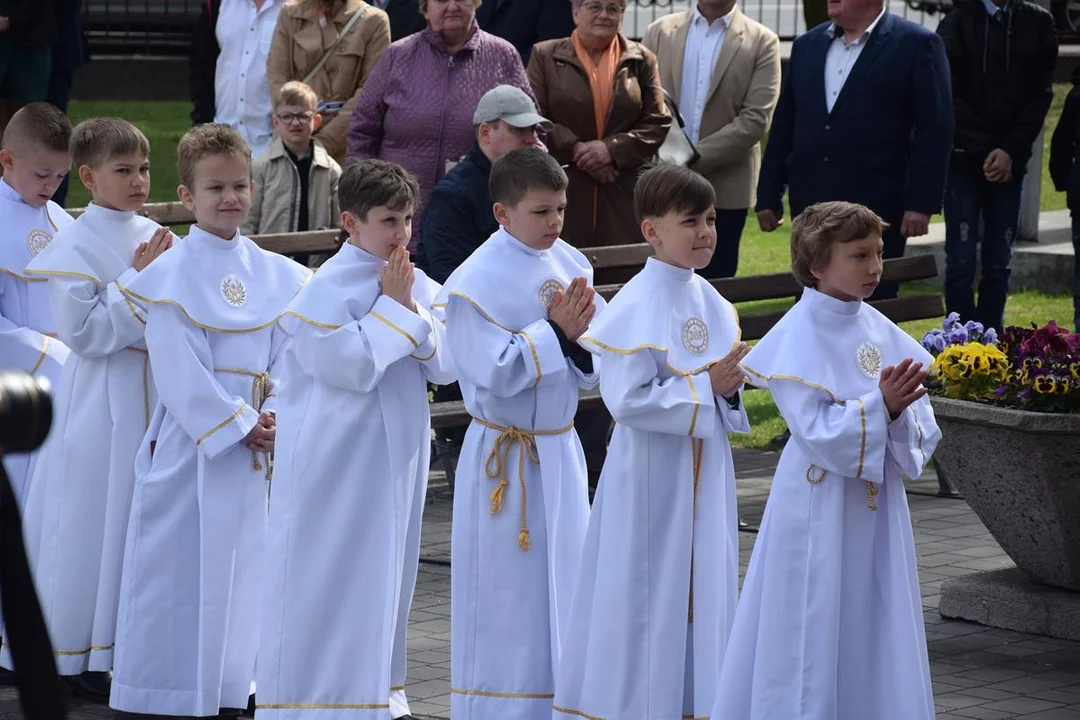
[250,229,341,255]
[68,201,196,225]
[584,243,653,269]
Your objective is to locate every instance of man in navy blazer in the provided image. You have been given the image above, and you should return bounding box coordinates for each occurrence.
[756,0,954,299]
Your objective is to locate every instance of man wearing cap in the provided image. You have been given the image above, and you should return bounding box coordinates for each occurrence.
[419,84,550,283]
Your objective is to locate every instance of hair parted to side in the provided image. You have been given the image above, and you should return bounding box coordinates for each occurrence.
[70,117,150,170]
[634,162,715,224]
[177,123,251,189]
[489,147,567,207]
[276,80,319,110]
[790,201,887,288]
[339,159,420,221]
[2,103,72,154]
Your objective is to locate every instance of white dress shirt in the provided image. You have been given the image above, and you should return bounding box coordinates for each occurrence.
[823,5,887,113]
[214,0,283,156]
[679,5,736,144]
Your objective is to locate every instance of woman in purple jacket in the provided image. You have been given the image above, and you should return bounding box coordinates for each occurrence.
[346,0,535,255]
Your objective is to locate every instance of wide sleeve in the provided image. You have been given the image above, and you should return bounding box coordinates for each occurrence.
[444,293,567,397]
[754,37,795,214]
[692,32,781,176]
[903,31,953,216]
[599,349,716,440]
[50,268,146,358]
[603,48,671,171]
[413,304,456,385]
[291,294,432,393]
[345,45,394,163]
[259,322,292,416]
[320,13,392,160]
[718,388,750,434]
[528,49,580,164]
[769,377,889,484]
[885,394,941,481]
[145,303,259,461]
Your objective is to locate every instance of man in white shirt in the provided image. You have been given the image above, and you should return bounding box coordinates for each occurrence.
[643,0,781,279]
[190,0,283,156]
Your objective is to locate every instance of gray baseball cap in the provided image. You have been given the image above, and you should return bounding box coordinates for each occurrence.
[473,85,552,129]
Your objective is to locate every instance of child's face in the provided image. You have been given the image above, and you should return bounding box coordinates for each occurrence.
[80,153,151,212]
[641,207,717,270]
[177,152,252,239]
[342,204,414,261]
[493,188,566,251]
[812,233,884,302]
[0,145,72,209]
[272,103,320,149]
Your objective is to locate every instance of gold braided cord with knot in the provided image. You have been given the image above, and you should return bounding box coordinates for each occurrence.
[472,418,575,551]
[215,367,272,481]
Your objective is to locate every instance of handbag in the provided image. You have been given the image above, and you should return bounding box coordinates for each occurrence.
[654,87,700,167]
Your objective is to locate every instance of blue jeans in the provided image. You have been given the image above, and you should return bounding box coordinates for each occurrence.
[943,166,1023,333]
[1071,214,1080,332]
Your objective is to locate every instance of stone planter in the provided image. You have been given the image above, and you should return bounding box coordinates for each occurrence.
[930,397,1080,591]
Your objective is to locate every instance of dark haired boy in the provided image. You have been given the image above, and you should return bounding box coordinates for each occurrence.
[256,158,455,720]
[713,200,941,720]
[553,163,749,720]
[434,147,602,720]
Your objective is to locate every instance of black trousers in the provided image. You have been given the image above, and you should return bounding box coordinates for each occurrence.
[698,208,747,280]
[868,222,907,301]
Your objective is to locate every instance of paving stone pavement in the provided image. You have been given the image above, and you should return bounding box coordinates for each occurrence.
[2,448,1079,719]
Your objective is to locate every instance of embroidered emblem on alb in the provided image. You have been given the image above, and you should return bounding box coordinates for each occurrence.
[220,275,247,308]
[856,341,882,379]
[26,229,52,257]
[682,317,709,355]
[538,278,564,311]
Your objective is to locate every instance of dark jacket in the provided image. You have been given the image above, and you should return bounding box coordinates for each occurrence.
[189,0,220,125]
[1049,67,1080,211]
[476,0,575,65]
[757,13,954,224]
[51,0,83,74]
[382,0,424,41]
[937,0,1056,176]
[418,144,497,283]
[0,0,56,48]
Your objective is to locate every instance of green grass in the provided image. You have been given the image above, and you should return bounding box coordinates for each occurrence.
[65,99,1075,449]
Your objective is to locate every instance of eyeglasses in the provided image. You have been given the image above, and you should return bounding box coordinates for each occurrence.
[276,111,315,124]
[581,2,625,16]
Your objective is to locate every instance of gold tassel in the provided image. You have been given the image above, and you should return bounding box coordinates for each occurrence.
[518,528,530,551]
[490,479,507,515]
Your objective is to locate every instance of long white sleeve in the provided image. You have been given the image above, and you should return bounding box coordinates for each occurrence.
[886,395,942,481]
[145,303,259,461]
[769,378,889,483]
[445,295,567,398]
[413,304,456,386]
[259,324,291,417]
[50,267,145,357]
[718,389,750,434]
[292,295,433,394]
[599,348,717,440]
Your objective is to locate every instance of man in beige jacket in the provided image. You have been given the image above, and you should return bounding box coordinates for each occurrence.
[643,0,780,278]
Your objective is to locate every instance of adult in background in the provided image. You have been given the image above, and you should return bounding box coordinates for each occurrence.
[937,0,1056,333]
[346,0,534,258]
[643,0,781,279]
[756,0,953,299]
[0,0,55,136]
[476,0,575,65]
[369,0,426,40]
[190,0,286,157]
[528,0,670,249]
[268,0,391,165]
[46,0,83,207]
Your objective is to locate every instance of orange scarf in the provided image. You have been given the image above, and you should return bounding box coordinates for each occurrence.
[571,30,622,139]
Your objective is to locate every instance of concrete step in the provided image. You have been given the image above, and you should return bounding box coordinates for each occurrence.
[906,211,1075,295]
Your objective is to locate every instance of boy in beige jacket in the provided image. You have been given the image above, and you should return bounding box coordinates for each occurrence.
[244,81,341,265]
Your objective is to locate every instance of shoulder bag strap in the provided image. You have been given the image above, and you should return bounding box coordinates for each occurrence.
[302,6,366,85]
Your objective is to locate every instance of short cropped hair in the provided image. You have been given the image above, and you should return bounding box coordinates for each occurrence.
[2,103,72,155]
[634,162,715,223]
[489,148,567,207]
[276,80,319,110]
[338,159,420,220]
[790,201,887,288]
[70,118,150,170]
[177,123,251,189]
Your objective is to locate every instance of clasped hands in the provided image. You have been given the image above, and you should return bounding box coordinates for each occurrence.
[572,140,618,184]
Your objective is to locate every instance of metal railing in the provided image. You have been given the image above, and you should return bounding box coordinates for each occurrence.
[81,0,943,57]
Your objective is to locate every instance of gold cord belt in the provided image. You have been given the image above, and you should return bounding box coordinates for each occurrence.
[472,418,574,551]
[806,464,879,511]
[214,367,272,481]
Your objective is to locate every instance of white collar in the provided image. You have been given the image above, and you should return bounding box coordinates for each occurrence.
[692,3,737,29]
[644,256,694,283]
[0,178,27,205]
[801,286,863,316]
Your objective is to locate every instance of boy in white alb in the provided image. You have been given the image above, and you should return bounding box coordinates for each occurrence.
[0,103,74,506]
[2,118,171,702]
[110,124,310,718]
[258,160,454,719]
[555,165,750,720]
[713,201,941,720]
[436,148,602,720]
